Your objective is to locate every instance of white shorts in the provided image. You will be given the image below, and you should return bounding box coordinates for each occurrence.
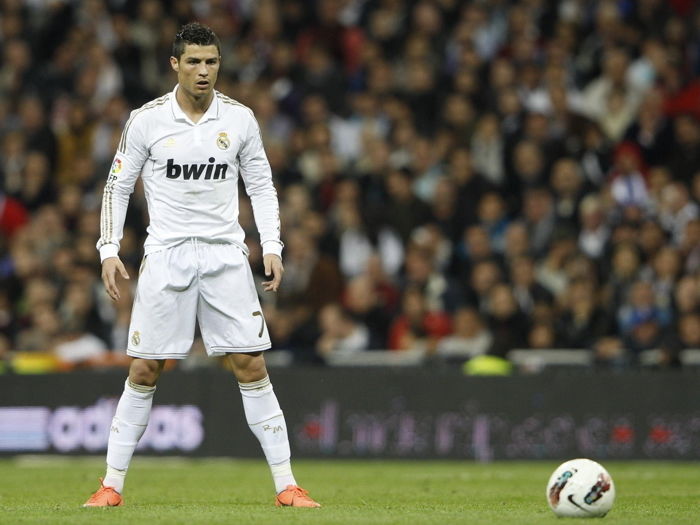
[127,239,271,359]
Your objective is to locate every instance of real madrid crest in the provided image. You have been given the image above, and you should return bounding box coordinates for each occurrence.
[131,331,141,346]
[217,132,231,150]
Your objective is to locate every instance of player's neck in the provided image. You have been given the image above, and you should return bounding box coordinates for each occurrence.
[176,87,214,123]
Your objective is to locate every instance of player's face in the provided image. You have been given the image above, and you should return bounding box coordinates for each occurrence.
[170,44,220,99]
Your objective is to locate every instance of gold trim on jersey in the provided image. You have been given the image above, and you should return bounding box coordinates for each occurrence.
[102,94,169,247]
[118,94,170,154]
[215,92,255,117]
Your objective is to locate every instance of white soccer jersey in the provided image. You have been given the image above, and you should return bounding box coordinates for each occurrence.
[96,85,282,262]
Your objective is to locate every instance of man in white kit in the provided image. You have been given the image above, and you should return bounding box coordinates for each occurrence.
[83,23,319,508]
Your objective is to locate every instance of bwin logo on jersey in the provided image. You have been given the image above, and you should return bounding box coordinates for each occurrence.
[166,158,228,180]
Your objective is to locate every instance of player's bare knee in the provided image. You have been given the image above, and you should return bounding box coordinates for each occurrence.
[228,352,268,383]
[128,359,164,386]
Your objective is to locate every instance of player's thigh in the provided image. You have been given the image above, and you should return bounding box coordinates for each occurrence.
[128,246,199,359]
[197,243,271,355]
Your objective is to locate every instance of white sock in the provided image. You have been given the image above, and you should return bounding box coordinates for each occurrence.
[103,379,156,493]
[239,376,296,493]
[105,465,126,492]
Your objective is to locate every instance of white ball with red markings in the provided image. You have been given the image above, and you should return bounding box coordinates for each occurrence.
[546,458,616,518]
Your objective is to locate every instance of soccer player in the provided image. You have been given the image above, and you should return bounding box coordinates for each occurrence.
[83,23,319,508]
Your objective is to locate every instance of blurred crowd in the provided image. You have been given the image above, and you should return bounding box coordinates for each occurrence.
[2,0,700,372]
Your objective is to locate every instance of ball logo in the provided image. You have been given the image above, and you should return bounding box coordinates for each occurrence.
[216,132,231,150]
[111,158,123,174]
[584,473,611,504]
[131,331,141,346]
[548,469,574,506]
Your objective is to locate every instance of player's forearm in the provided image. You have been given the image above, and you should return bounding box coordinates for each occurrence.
[243,170,283,256]
[96,188,131,262]
[250,191,283,257]
[239,116,282,256]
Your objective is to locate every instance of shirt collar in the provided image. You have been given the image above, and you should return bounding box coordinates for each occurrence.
[170,84,220,124]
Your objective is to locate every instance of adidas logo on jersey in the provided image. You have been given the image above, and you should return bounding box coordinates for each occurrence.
[166,158,228,180]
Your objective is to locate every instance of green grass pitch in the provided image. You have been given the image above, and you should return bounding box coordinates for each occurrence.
[0,458,698,524]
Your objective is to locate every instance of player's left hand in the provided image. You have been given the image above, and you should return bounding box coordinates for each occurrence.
[262,254,284,292]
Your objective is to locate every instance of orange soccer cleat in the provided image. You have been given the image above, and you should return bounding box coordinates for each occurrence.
[275,485,321,508]
[82,478,123,507]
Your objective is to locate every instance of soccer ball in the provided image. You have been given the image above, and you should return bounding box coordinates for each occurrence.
[546,458,616,518]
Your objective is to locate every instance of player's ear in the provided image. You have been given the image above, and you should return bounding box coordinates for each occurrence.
[170,56,179,72]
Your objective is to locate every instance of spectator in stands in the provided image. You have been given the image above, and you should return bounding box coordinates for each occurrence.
[55,101,94,185]
[624,88,673,166]
[53,319,109,368]
[0,192,28,239]
[679,218,700,273]
[528,322,556,350]
[333,188,403,280]
[592,336,628,368]
[578,121,612,189]
[578,194,610,259]
[0,334,9,370]
[18,96,57,168]
[464,258,503,312]
[522,186,557,258]
[581,48,643,136]
[387,286,451,353]
[638,219,670,265]
[316,303,370,360]
[484,283,529,358]
[452,224,499,283]
[15,303,61,352]
[618,280,672,342]
[535,231,577,298]
[661,312,700,367]
[667,114,700,184]
[383,168,432,243]
[509,254,553,316]
[428,176,461,242]
[503,221,530,260]
[555,278,611,349]
[476,191,509,255]
[342,273,392,350]
[471,113,505,187]
[435,307,492,363]
[447,147,494,229]
[277,228,343,344]
[607,141,651,217]
[621,309,667,362]
[603,242,643,316]
[659,181,699,245]
[17,152,55,211]
[510,140,547,196]
[550,157,586,228]
[672,274,700,316]
[647,246,683,314]
[1,131,27,197]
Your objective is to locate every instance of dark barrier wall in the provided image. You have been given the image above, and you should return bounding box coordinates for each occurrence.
[1,369,699,459]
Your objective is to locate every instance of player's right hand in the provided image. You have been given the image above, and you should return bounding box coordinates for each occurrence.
[102,256,130,301]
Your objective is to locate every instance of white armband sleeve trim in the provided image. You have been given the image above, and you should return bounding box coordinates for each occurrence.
[99,244,120,262]
[262,240,284,258]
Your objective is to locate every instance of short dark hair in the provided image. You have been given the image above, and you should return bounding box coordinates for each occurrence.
[172,22,221,59]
